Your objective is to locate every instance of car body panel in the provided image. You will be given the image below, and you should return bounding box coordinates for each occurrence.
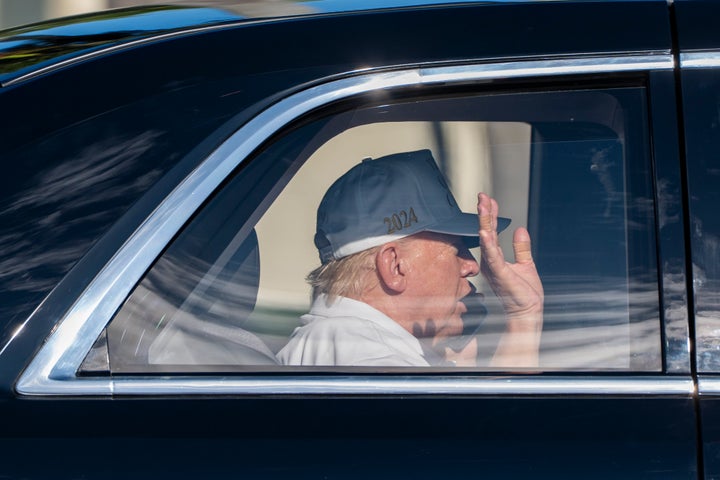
[0,396,699,478]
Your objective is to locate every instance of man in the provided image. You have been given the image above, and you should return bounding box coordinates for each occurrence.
[277,149,543,367]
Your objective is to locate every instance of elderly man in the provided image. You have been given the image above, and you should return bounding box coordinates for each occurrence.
[277,149,543,367]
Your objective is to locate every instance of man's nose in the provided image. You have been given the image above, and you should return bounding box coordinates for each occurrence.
[460,254,480,277]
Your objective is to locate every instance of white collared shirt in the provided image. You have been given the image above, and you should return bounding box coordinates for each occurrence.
[277,294,429,366]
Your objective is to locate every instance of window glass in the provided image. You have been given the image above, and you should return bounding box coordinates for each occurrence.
[84,86,661,374]
[680,70,720,372]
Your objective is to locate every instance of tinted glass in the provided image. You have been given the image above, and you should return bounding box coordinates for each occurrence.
[681,69,720,372]
[87,86,661,374]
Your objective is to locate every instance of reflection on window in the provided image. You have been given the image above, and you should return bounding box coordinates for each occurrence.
[81,87,661,374]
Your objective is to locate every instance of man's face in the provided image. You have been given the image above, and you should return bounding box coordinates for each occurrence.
[399,232,480,339]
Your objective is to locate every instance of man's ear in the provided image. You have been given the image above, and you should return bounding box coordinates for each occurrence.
[375,243,407,293]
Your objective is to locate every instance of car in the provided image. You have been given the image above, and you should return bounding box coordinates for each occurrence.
[1,0,719,477]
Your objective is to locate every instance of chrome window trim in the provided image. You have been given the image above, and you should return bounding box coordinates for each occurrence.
[108,376,699,396]
[111,376,693,396]
[680,51,720,69]
[23,375,697,397]
[697,377,720,396]
[17,53,674,397]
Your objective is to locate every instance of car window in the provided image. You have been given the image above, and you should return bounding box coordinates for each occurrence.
[680,68,720,372]
[84,86,661,374]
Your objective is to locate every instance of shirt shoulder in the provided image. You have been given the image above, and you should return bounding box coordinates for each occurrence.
[277,314,427,367]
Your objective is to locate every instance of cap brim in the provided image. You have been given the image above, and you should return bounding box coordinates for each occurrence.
[426,212,511,241]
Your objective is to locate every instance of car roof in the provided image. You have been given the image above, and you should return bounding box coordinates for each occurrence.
[0,0,649,87]
[0,5,246,86]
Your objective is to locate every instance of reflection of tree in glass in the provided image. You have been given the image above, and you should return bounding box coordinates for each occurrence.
[0,131,164,343]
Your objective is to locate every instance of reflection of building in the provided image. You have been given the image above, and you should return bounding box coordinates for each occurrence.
[0,0,313,30]
[1,0,108,29]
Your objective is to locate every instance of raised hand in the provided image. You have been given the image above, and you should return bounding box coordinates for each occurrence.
[477,193,544,367]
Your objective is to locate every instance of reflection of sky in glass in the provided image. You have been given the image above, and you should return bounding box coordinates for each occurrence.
[0,39,32,50]
[693,224,720,371]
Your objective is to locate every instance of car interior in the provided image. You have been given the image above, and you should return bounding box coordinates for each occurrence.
[82,87,662,374]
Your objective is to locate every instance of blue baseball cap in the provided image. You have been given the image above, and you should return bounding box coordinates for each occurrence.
[314,149,511,263]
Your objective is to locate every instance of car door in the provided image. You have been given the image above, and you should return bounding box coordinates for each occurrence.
[675,1,720,478]
[0,1,698,478]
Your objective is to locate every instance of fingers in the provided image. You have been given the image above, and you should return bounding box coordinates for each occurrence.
[478,193,535,270]
[512,227,533,264]
[475,193,543,326]
[477,193,497,233]
[480,213,493,231]
[477,192,504,270]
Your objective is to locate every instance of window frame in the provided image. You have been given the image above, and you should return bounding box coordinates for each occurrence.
[16,54,687,397]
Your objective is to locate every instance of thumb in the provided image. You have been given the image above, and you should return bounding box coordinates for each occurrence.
[512,227,533,264]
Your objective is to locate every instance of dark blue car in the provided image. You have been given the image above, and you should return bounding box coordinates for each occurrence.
[1,0,719,477]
